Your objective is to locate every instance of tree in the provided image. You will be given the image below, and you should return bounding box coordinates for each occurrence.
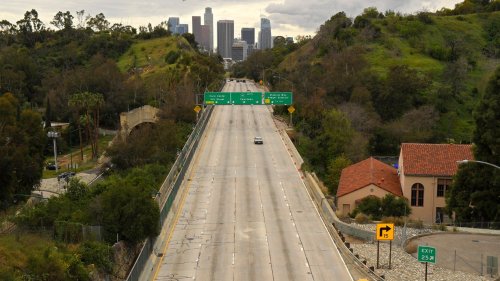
[354,195,382,219]
[44,96,52,129]
[182,33,198,49]
[87,13,109,32]
[325,155,351,195]
[447,67,500,223]
[0,93,45,208]
[354,194,411,220]
[374,65,429,120]
[381,194,411,217]
[473,66,500,164]
[51,11,74,30]
[100,182,160,243]
[68,92,104,160]
[68,94,86,161]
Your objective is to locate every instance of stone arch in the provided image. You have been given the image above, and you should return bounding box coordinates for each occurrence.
[119,105,159,140]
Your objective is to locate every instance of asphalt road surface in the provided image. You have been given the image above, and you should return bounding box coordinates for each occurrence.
[154,80,352,281]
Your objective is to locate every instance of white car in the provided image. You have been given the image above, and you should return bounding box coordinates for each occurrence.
[254,137,263,144]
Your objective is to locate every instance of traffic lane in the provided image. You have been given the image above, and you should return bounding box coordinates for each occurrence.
[233,105,274,281]
[250,106,314,281]
[157,109,225,280]
[194,105,238,281]
[252,105,353,280]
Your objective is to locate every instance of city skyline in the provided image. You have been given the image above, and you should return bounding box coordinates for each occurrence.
[1,1,463,41]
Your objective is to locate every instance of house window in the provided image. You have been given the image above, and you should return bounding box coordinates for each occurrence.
[411,183,424,207]
[437,179,452,197]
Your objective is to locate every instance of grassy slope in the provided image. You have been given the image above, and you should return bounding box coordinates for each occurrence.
[117,35,196,80]
[365,12,499,90]
[0,234,55,274]
[279,11,498,143]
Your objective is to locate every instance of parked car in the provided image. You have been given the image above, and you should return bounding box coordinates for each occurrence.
[57,171,76,181]
[254,137,263,144]
[46,163,60,170]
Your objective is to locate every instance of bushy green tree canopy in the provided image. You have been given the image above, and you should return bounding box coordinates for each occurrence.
[447,67,500,223]
[0,93,45,208]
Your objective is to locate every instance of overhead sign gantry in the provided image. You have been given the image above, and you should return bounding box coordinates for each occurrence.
[204,92,293,105]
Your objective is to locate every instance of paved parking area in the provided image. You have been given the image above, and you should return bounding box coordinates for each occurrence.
[411,233,500,276]
[32,172,97,199]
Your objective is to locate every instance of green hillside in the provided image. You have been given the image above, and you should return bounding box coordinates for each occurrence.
[363,12,498,87]
[117,36,196,75]
[117,35,223,92]
[233,2,499,194]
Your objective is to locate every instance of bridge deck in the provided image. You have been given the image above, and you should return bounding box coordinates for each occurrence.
[153,81,352,281]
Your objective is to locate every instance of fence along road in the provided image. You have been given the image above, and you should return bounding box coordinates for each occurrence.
[153,80,352,281]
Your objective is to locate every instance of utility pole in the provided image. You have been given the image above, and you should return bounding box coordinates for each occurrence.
[47,130,60,172]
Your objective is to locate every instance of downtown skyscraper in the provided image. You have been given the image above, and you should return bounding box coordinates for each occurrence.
[241,28,255,46]
[241,27,255,57]
[192,16,201,43]
[259,17,272,49]
[217,20,234,58]
[204,7,214,53]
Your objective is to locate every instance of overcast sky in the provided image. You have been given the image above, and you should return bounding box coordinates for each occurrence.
[1,0,462,40]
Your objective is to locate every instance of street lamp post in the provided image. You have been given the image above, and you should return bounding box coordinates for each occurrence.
[457,159,500,170]
[273,75,294,93]
[273,75,295,127]
[47,131,60,172]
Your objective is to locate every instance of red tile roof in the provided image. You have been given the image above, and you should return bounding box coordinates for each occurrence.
[337,157,402,198]
[400,143,474,176]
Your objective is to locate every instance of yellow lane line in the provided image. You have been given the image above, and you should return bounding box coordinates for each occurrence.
[151,108,217,280]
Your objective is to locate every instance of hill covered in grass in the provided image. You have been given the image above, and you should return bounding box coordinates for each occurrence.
[277,9,499,148]
[233,1,499,194]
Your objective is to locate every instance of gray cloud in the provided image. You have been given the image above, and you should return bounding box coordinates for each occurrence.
[1,0,462,39]
[266,0,461,33]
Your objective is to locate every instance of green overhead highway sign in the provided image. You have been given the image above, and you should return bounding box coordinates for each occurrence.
[264,92,293,105]
[204,92,262,105]
[204,92,231,105]
[204,92,292,105]
[231,92,262,105]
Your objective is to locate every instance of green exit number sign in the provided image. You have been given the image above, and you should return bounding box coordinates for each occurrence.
[418,245,436,264]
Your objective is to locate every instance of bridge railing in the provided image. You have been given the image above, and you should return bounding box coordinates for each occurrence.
[125,104,214,281]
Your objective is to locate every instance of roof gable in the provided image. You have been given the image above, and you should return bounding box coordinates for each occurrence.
[337,157,402,198]
[401,143,473,176]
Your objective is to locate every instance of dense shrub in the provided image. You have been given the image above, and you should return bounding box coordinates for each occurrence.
[165,50,180,64]
[354,213,371,224]
[79,241,113,273]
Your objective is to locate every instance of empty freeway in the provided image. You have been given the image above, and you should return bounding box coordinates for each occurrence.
[153,80,353,281]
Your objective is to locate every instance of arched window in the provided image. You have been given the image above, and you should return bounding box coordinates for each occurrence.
[411,183,424,207]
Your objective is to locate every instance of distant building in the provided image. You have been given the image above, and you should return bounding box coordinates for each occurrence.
[241,28,255,45]
[259,17,272,49]
[176,24,188,35]
[286,37,294,44]
[199,25,211,52]
[168,17,179,33]
[192,16,201,42]
[241,27,255,56]
[232,40,248,62]
[204,7,214,53]
[217,20,234,58]
[168,17,188,35]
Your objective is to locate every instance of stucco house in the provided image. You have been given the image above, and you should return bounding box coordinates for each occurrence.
[398,143,473,224]
[337,157,403,216]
